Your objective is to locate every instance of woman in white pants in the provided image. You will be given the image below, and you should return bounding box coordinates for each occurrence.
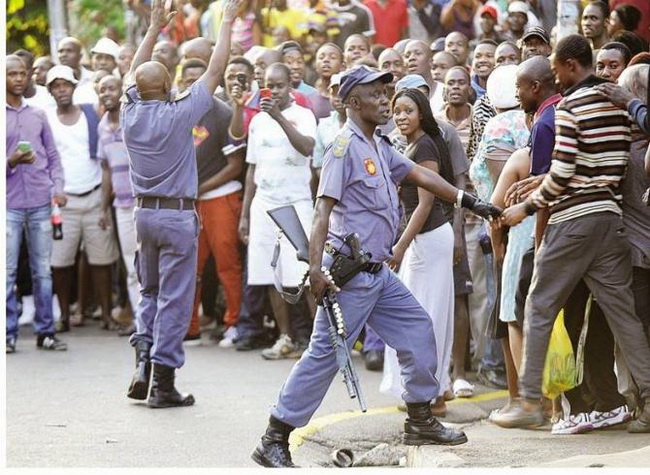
[380,88,457,415]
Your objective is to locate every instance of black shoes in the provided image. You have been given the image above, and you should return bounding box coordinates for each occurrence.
[127,341,152,400]
[236,334,273,351]
[477,366,508,389]
[36,335,68,351]
[252,416,298,467]
[403,402,468,446]
[364,350,385,371]
[147,363,195,408]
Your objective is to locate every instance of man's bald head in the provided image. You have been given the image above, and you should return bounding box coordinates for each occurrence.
[181,37,214,64]
[518,55,555,88]
[260,48,283,66]
[57,36,82,51]
[135,61,172,99]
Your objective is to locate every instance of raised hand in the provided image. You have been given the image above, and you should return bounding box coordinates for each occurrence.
[594,83,635,110]
[150,0,177,31]
[222,0,245,23]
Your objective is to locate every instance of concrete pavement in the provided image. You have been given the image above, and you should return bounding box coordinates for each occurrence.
[5,321,649,469]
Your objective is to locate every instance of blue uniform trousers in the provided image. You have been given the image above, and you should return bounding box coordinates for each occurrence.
[130,207,199,368]
[271,260,439,428]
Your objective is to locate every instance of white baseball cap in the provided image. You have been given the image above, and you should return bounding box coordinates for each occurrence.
[508,1,530,15]
[46,65,78,87]
[91,37,120,59]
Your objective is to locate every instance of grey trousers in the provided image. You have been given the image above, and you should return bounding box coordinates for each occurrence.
[520,212,650,402]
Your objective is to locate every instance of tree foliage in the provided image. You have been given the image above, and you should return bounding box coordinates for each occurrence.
[72,0,126,49]
[7,0,50,56]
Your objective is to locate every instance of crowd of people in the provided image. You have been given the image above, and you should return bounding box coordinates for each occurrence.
[6,0,650,465]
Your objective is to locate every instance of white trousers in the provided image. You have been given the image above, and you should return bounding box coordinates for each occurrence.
[380,223,455,399]
[116,206,140,317]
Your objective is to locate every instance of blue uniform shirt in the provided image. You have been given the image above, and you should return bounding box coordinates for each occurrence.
[121,81,213,199]
[318,119,414,262]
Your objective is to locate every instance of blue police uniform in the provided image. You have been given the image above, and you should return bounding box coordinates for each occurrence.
[270,118,440,428]
[121,80,212,369]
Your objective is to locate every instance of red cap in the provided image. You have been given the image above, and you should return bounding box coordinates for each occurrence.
[480,5,498,21]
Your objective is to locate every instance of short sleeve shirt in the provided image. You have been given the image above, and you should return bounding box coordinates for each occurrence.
[318,119,414,262]
[401,134,449,234]
[245,103,317,205]
[121,81,213,199]
[97,114,135,208]
[530,102,557,176]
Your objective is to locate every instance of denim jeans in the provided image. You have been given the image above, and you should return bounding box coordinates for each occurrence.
[479,232,505,370]
[6,204,56,341]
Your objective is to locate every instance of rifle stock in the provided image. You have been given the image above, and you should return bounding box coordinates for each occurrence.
[267,205,310,263]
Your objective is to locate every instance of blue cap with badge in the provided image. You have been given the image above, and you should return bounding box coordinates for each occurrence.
[338,65,393,102]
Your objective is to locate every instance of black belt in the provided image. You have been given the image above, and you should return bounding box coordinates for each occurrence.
[137,196,195,210]
[67,184,100,198]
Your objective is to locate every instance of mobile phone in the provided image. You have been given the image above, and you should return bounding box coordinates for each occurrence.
[260,88,272,99]
[17,141,32,153]
[236,72,247,89]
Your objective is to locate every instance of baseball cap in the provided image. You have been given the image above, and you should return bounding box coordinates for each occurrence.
[329,73,343,90]
[508,1,529,15]
[46,65,78,87]
[522,26,550,45]
[395,74,430,94]
[430,37,446,53]
[479,5,498,21]
[91,37,120,59]
[338,65,392,101]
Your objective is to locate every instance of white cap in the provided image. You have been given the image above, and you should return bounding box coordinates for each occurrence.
[487,64,519,109]
[508,1,529,15]
[91,37,120,59]
[329,73,343,89]
[46,65,78,87]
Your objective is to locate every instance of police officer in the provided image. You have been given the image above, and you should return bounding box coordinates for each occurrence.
[121,0,242,408]
[252,65,501,467]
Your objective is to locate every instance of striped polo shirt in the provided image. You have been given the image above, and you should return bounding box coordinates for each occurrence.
[529,75,631,224]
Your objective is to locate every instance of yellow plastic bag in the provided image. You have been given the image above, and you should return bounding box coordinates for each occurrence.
[542,311,577,399]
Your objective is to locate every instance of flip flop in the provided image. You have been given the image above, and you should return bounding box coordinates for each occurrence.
[453,378,474,398]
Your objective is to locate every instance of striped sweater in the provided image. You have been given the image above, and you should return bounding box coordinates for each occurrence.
[528,75,632,224]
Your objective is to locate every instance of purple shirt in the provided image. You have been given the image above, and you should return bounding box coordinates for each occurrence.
[121,81,212,199]
[6,101,64,209]
[318,119,414,262]
[97,114,135,208]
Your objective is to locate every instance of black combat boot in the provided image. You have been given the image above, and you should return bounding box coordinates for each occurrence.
[628,398,650,433]
[404,401,468,445]
[251,416,298,467]
[147,363,195,408]
[127,341,151,400]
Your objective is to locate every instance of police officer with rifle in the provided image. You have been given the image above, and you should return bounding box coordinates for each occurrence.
[252,66,501,468]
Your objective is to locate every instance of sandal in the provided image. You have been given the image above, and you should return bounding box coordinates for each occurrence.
[453,378,475,398]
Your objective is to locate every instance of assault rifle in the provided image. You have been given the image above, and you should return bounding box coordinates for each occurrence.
[267,205,368,412]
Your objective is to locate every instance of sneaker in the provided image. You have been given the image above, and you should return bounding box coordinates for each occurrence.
[589,405,633,430]
[218,326,238,348]
[490,399,545,429]
[6,338,17,354]
[552,413,594,435]
[36,335,68,351]
[183,333,202,347]
[261,334,295,360]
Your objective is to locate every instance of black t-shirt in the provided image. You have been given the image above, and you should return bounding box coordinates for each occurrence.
[400,134,449,234]
[334,4,374,48]
[195,97,242,185]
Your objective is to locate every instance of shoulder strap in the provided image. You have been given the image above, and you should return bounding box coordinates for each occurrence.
[80,104,99,159]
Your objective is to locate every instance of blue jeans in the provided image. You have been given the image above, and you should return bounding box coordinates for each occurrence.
[6,204,56,341]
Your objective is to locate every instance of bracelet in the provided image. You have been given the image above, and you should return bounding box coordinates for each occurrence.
[455,189,464,208]
[228,127,247,141]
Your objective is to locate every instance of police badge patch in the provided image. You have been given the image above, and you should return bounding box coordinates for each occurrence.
[332,134,349,158]
[364,158,377,175]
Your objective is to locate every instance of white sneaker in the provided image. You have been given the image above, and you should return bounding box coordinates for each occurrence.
[551,413,594,435]
[218,326,238,348]
[261,334,295,360]
[589,405,633,429]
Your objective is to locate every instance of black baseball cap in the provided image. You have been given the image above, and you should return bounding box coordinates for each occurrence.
[338,65,393,101]
[522,26,550,45]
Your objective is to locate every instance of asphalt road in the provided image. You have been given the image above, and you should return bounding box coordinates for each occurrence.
[5,320,649,469]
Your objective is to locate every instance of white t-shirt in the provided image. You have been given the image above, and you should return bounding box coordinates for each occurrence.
[430,81,445,116]
[46,108,102,195]
[246,103,317,205]
[24,85,56,110]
